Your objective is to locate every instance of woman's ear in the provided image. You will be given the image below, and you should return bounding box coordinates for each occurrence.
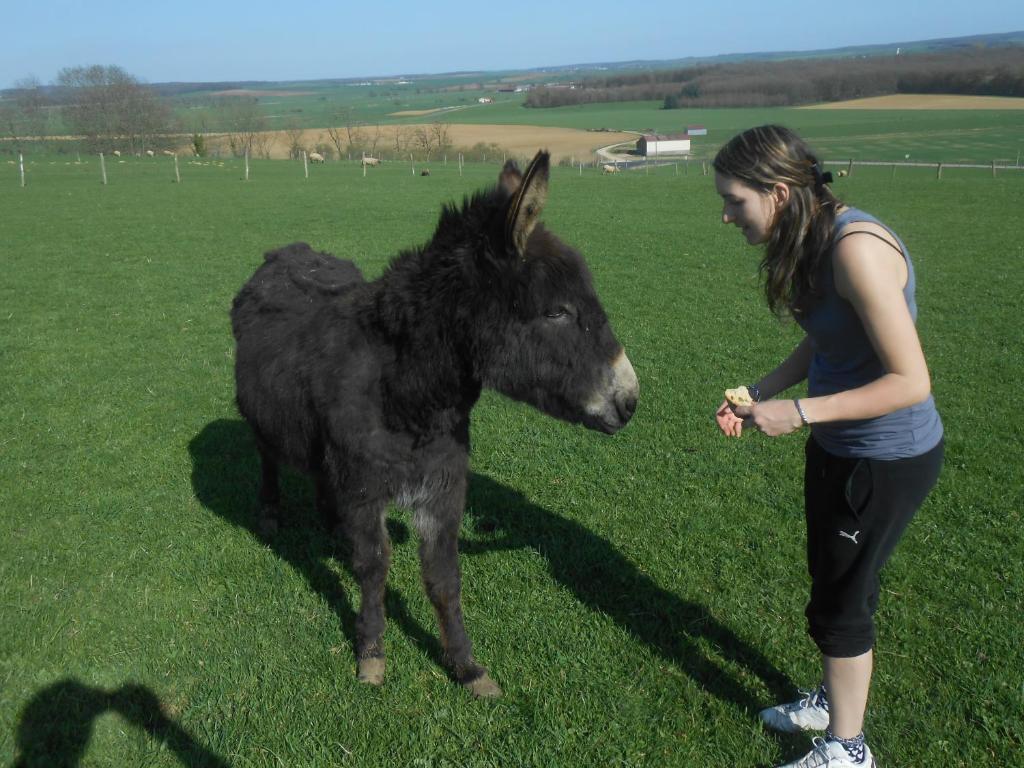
[771,182,791,208]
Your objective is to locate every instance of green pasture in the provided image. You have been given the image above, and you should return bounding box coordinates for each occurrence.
[159,82,1024,164]
[1,155,1021,766]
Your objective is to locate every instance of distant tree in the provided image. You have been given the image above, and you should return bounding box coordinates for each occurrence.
[326,106,368,159]
[284,119,305,159]
[217,98,268,158]
[1,76,52,151]
[56,65,171,152]
[392,125,412,158]
[431,122,452,154]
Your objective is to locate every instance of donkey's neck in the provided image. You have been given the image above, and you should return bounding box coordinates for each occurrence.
[370,244,483,436]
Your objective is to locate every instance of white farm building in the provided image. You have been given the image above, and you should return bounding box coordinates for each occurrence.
[637,133,691,157]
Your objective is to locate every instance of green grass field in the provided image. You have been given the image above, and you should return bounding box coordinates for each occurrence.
[1,151,1022,766]
[156,80,1024,164]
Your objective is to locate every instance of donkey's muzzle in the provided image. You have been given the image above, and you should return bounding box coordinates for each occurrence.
[585,349,639,434]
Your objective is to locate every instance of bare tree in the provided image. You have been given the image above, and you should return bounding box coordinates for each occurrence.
[218,98,268,158]
[391,125,412,158]
[412,125,433,161]
[367,123,382,158]
[15,77,49,140]
[325,123,347,160]
[56,65,171,152]
[431,122,452,155]
[284,119,305,160]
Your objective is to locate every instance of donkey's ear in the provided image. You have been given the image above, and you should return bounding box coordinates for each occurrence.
[497,159,523,197]
[504,150,549,257]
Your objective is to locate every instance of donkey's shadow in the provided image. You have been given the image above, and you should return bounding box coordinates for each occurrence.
[189,419,791,713]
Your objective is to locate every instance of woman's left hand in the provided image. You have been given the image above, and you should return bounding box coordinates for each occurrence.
[732,399,804,437]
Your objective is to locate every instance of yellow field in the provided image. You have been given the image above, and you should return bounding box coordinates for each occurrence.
[801,94,1024,110]
[205,124,637,161]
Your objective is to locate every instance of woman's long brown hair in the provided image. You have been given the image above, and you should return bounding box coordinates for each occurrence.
[712,125,842,317]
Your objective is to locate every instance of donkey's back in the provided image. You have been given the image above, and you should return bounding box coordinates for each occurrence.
[231,242,374,472]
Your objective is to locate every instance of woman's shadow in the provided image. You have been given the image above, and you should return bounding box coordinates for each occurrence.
[189,419,792,714]
[11,679,229,768]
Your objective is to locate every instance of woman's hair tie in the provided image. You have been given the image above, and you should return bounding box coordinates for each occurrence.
[809,162,834,189]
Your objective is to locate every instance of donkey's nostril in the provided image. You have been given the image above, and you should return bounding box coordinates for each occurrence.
[617,393,638,424]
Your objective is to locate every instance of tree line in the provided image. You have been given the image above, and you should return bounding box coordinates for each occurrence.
[1,65,173,153]
[0,66,459,161]
[523,47,1024,109]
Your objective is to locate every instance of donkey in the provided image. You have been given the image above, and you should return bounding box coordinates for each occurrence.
[230,151,638,697]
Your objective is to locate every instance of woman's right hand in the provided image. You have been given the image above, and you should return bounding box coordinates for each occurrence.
[715,399,744,438]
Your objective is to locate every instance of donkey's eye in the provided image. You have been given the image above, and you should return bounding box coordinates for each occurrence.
[544,306,570,320]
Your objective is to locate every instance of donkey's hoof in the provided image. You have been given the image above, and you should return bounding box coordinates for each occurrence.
[357,657,386,686]
[464,672,502,699]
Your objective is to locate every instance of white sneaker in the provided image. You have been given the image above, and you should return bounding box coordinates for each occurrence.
[776,737,876,768]
[759,688,830,733]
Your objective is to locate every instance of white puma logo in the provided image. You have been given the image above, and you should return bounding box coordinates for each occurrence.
[838,530,860,544]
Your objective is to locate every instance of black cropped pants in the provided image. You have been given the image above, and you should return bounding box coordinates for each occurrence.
[803,436,944,657]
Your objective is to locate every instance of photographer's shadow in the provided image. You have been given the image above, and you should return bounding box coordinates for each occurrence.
[190,419,791,713]
[11,679,229,768]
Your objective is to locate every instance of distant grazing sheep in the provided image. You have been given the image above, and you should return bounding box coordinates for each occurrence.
[162,150,175,157]
[361,157,381,167]
[112,150,121,157]
[145,150,155,157]
[602,164,620,174]
[309,152,325,164]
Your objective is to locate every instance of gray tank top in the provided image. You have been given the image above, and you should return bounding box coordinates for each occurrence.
[795,208,943,459]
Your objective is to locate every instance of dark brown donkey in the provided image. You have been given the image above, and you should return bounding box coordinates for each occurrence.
[230,151,638,697]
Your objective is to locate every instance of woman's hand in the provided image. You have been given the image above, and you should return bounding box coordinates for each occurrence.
[715,399,745,437]
[732,399,804,437]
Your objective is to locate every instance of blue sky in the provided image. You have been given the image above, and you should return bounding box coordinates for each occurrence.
[4,0,1023,88]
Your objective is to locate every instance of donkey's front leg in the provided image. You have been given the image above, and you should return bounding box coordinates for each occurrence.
[338,497,392,686]
[415,505,502,698]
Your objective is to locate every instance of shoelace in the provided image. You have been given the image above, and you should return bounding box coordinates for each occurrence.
[798,737,835,767]
[792,688,822,711]
[797,736,863,767]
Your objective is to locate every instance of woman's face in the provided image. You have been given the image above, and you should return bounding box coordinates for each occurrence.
[714,172,780,245]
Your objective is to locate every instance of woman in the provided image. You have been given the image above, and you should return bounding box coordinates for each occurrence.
[712,125,943,768]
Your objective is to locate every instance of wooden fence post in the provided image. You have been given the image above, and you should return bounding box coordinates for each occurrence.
[847,159,853,177]
[100,153,107,185]
[992,160,997,178]
[245,150,250,181]
[303,150,309,179]
[936,162,942,180]
[174,154,181,184]
[19,153,25,187]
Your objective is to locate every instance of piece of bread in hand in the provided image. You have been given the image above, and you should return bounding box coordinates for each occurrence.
[725,386,754,407]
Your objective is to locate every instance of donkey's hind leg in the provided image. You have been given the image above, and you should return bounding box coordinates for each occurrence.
[336,495,392,685]
[255,440,281,538]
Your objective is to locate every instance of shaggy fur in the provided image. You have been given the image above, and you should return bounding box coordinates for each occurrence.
[230,151,638,695]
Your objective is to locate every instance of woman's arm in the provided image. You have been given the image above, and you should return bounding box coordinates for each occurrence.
[801,230,932,424]
[753,336,813,400]
[737,229,933,437]
[715,337,811,437]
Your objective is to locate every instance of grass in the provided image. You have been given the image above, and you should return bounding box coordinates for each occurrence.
[1,154,1022,766]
